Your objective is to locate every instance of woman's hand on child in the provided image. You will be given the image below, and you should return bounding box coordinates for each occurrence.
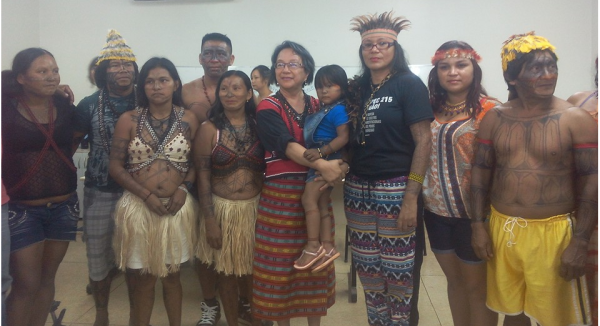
[303,149,321,162]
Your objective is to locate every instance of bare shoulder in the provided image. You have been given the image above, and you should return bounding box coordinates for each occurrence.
[567,91,592,106]
[196,120,218,150]
[561,102,598,141]
[182,109,199,126]
[116,109,138,124]
[563,104,596,122]
[199,120,217,133]
[182,78,202,94]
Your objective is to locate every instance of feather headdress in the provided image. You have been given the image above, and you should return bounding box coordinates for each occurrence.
[350,11,410,41]
[500,31,556,71]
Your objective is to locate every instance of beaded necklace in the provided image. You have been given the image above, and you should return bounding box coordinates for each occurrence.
[224,118,255,153]
[202,76,213,107]
[359,73,393,145]
[97,86,137,154]
[128,106,187,174]
[274,91,311,139]
[149,109,175,145]
[440,100,467,116]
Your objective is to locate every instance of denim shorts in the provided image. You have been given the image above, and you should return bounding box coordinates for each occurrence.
[423,209,482,263]
[7,193,79,252]
[306,141,342,183]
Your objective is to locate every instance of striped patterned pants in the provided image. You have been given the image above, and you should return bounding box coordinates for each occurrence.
[344,174,416,326]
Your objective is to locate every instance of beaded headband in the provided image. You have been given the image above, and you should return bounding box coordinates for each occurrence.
[431,49,481,65]
[501,31,556,71]
[350,11,410,41]
[96,29,136,66]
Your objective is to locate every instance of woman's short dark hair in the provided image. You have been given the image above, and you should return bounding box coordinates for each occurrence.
[428,40,486,118]
[251,65,271,81]
[136,57,182,108]
[357,40,410,89]
[95,60,139,90]
[208,70,257,130]
[504,50,558,100]
[268,41,315,86]
[2,47,54,97]
[315,64,349,100]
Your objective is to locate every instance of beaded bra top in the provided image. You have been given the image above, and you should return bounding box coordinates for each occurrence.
[127,106,190,173]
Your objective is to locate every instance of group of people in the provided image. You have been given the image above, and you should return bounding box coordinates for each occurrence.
[0,10,597,326]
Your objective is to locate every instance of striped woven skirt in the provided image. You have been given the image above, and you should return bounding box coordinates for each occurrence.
[252,176,336,321]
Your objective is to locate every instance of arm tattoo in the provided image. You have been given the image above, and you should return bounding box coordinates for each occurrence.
[406,120,431,195]
[196,155,211,171]
[574,147,598,177]
[473,142,495,170]
[109,138,130,162]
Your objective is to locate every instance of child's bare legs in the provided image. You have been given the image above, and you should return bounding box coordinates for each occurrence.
[296,180,328,268]
[317,187,334,252]
[312,186,340,272]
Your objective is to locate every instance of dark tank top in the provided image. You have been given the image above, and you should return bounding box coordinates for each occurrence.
[2,96,77,200]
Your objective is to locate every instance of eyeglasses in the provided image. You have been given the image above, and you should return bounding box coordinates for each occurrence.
[275,62,303,70]
[361,41,395,51]
[201,50,230,61]
[108,61,135,71]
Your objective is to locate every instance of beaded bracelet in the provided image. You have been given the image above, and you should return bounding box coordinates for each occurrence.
[317,147,323,158]
[342,160,350,175]
[408,172,424,184]
[178,185,190,194]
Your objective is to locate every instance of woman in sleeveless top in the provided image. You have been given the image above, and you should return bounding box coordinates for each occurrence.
[109,57,199,326]
[424,41,499,326]
[194,70,266,326]
[1,48,79,326]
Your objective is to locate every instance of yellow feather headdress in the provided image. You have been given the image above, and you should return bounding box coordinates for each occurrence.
[500,31,556,71]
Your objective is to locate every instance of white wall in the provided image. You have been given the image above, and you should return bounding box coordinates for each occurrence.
[1,0,40,69]
[2,0,598,103]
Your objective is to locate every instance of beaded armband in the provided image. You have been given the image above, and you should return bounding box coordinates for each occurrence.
[408,172,424,184]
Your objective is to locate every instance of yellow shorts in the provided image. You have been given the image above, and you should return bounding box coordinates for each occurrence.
[487,206,592,326]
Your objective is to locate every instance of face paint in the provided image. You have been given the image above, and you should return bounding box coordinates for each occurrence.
[106,68,135,91]
[200,46,230,62]
[515,51,558,97]
[200,41,233,78]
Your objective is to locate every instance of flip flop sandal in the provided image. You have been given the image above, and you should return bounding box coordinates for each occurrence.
[293,245,326,270]
[312,247,341,273]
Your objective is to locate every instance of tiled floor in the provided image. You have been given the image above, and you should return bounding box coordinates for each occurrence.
[44,187,512,326]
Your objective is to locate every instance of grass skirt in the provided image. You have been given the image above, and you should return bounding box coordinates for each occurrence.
[113,191,198,277]
[195,194,259,276]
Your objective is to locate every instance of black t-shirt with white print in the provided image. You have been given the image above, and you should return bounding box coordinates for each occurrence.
[351,71,433,180]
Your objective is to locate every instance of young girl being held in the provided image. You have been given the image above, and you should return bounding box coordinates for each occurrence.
[294,64,350,272]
